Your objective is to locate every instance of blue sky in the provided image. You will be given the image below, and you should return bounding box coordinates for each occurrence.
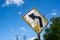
[0,0,60,40]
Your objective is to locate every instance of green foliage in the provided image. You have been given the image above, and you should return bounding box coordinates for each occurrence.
[44,17,60,40]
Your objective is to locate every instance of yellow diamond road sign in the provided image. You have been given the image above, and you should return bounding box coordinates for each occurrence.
[22,8,48,34]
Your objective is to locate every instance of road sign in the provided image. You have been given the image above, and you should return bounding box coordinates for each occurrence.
[22,8,48,34]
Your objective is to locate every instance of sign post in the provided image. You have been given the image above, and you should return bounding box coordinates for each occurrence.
[38,34,40,40]
[22,8,48,40]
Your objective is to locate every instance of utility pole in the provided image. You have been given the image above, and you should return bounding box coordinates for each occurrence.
[23,36,26,40]
[16,35,19,40]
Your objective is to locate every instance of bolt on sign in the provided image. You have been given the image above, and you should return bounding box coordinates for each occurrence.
[22,8,49,34]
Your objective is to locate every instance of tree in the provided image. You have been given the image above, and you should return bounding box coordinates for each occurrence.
[43,17,60,40]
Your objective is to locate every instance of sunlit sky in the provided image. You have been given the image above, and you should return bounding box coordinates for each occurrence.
[0,0,60,40]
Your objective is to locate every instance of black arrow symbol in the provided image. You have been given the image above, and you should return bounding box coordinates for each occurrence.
[29,13,43,27]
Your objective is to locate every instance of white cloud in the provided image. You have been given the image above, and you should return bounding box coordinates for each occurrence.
[20,27,26,30]
[51,12,56,16]
[2,0,24,7]
[30,37,36,40]
[10,29,15,33]
[28,37,44,40]
[28,37,36,40]
[18,11,21,15]
[51,10,57,16]
[52,10,56,11]
[41,36,44,40]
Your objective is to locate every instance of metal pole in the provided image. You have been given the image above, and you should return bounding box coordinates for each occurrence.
[38,34,40,40]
